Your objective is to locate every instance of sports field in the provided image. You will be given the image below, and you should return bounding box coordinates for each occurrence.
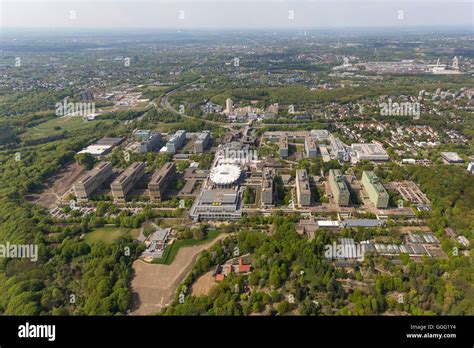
[85,226,139,244]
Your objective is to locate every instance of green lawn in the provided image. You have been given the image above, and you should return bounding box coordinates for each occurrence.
[85,225,139,244]
[23,116,113,140]
[152,229,221,265]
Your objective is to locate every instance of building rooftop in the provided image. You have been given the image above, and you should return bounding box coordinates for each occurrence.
[341,219,385,228]
[210,164,241,186]
[363,171,388,194]
[200,190,238,205]
[77,145,112,156]
[296,169,311,193]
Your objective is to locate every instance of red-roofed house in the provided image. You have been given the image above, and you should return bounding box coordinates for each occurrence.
[237,257,251,273]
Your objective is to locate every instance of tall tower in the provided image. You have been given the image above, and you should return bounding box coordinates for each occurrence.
[226,98,233,114]
[452,56,459,70]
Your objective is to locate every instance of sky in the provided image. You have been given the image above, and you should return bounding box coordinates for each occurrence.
[1,0,473,29]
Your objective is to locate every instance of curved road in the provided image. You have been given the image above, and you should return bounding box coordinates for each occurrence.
[160,86,248,129]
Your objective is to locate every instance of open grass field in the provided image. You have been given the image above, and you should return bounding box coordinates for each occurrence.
[22,116,113,140]
[152,229,221,265]
[85,225,139,244]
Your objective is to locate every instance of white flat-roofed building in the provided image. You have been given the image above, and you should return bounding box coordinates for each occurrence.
[77,145,112,157]
[351,143,390,162]
[441,152,464,163]
[317,220,340,228]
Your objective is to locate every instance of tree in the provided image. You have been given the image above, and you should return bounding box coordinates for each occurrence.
[277,300,291,315]
[75,153,95,170]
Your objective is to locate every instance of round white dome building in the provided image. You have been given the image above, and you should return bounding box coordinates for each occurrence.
[209,164,241,188]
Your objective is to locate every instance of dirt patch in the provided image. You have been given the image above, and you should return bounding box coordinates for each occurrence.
[190,270,217,297]
[396,226,432,234]
[26,162,85,209]
[130,233,228,316]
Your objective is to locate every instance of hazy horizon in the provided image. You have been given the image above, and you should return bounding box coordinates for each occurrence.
[1,0,472,29]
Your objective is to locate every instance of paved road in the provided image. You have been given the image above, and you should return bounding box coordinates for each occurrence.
[160,86,247,129]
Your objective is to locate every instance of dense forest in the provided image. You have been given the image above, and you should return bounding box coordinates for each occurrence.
[0,117,143,315]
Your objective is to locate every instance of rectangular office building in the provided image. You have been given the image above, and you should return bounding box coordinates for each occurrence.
[111,162,146,202]
[305,136,318,158]
[361,171,389,209]
[280,135,289,159]
[261,167,276,206]
[166,130,186,153]
[132,130,161,153]
[149,162,176,201]
[190,189,242,221]
[194,131,210,153]
[73,162,113,201]
[296,169,311,206]
[328,169,350,206]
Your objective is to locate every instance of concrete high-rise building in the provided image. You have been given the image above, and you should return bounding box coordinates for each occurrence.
[194,131,210,153]
[149,162,176,201]
[328,169,350,207]
[261,167,276,206]
[111,162,146,202]
[296,169,311,206]
[279,135,289,158]
[361,171,389,209]
[73,162,113,201]
[225,98,233,114]
[330,137,349,161]
[133,130,161,153]
[305,136,318,158]
[166,130,186,153]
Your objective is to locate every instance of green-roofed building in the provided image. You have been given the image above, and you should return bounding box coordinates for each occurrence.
[328,169,350,206]
[361,171,389,209]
